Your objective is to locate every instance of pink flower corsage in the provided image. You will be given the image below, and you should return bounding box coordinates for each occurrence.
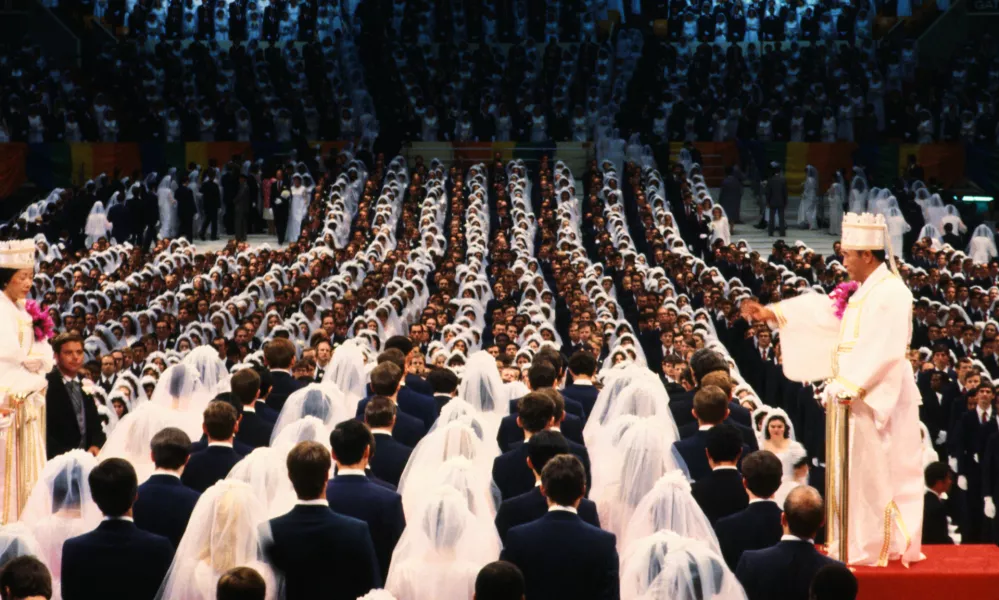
[829,281,860,320]
[25,300,55,342]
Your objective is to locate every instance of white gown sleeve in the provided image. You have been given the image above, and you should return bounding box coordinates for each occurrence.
[768,293,840,382]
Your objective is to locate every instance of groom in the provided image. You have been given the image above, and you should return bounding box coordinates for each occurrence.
[46,333,104,459]
[742,212,923,566]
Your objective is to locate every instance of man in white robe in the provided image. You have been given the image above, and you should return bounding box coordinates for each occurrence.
[742,213,924,567]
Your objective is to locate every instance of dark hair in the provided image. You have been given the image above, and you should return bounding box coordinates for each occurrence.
[150,427,192,470]
[527,361,557,390]
[89,458,138,518]
[474,561,525,600]
[567,352,597,377]
[286,441,331,499]
[689,349,729,381]
[369,362,403,396]
[329,420,373,465]
[783,486,825,539]
[230,369,261,406]
[526,430,571,476]
[693,385,729,424]
[263,338,296,369]
[377,348,407,370]
[809,564,858,600]
[741,451,784,498]
[705,424,743,463]
[364,396,397,428]
[0,268,18,292]
[0,556,52,600]
[383,335,414,356]
[763,414,790,440]
[517,392,556,434]
[52,332,84,354]
[540,454,586,506]
[870,250,887,263]
[254,366,273,398]
[426,368,458,394]
[534,348,563,375]
[203,401,238,440]
[925,461,951,488]
[217,566,267,600]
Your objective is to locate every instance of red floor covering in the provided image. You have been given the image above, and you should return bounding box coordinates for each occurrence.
[853,545,999,600]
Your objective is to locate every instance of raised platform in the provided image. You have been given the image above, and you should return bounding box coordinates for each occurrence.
[855,545,999,600]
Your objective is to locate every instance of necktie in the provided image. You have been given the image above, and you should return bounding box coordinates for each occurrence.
[66,381,87,443]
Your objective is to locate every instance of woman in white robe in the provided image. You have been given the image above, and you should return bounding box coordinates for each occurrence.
[156,174,177,239]
[708,206,731,247]
[84,202,112,247]
[620,532,746,600]
[286,175,308,243]
[759,409,807,482]
[968,224,998,265]
[620,471,719,554]
[798,165,819,230]
[827,171,846,235]
[884,207,911,259]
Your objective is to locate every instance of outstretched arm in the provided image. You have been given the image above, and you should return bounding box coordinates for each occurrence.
[743,294,841,383]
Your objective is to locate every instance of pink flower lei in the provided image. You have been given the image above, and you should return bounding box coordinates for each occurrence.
[25,300,55,342]
[829,281,860,320]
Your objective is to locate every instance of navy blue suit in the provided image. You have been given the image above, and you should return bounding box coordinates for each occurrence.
[356,388,438,432]
[354,396,427,448]
[691,467,749,524]
[736,539,839,600]
[266,370,305,412]
[492,440,590,501]
[369,431,412,488]
[495,487,600,543]
[181,445,242,493]
[191,434,253,456]
[236,410,274,449]
[255,401,279,423]
[405,373,434,398]
[266,504,381,600]
[508,397,585,420]
[561,383,600,420]
[62,520,174,600]
[715,500,783,570]
[497,415,584,453]
[501,511,619,600]
[672,430,752,482]
[325,474,406,581]
[133,474,201,548]
[679,418,760,451]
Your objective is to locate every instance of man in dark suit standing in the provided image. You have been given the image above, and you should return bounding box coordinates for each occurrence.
[363,397,413,488]
[325,420,406,581]
[495,430,600,544]
[355,349,437,431]
[133,427,201,549]
[61,458,174,600]
[175,173,196,240]
[426,367,459,414]
[736,486,839,600]
[270,169,290,244]
[691,424,749,524]
[360,363,426,448]
[46,333,105,459]
[923,461,955,544]
[266,441,382,600]
[231,369,273,450]
[677,371,758,449]
[501,455,618,600]
[562,352,600,421]
[673,386,753,482]
[181,401,243,493]
[765,162,788,238]
[492,392,590,501]
[383,335,436,397]
[715,450,785,569]
[264,338,305,413]
[199,168,221,241]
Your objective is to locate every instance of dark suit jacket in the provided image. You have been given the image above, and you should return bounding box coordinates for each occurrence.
[561,383,600,420]
[501,511,619,600]
[62,520,174,600]
[325,475,406,581]
[673,430,752,482]
[254,401,279,423]
[492,440,591,501]
[356,388,438,432]
[669,391,752,430]
[508,397,585,420]
[679,418,760,451]
[45,370,105,459]
[404,373,434,397]
[691,467,749,524]
[497,415,584,453]
[180,445,242,493]
[922,491,953,545]
[736,539,839,600]
[715,500,783,569]
[266,504,381,600]
[191,435,253,457]
[235,410,274,449]
[133,473,201,549]
[369,432,412,488]
[495,486,600,543]
[266,370,305,412]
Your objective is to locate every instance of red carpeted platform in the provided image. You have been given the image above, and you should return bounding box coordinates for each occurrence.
[853,545,999,600]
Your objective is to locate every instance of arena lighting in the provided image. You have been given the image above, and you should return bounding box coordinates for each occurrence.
[959,195,995,203]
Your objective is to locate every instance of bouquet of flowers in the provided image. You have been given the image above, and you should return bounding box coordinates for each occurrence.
[25,300,55,342]
[828,281,859,320]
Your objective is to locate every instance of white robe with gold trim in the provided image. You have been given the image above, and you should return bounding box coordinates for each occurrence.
[770,263,924,566]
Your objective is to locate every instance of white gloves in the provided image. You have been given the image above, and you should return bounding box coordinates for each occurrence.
[936,430,947,445]
[986,497,996,519]
[21,358,44,373]
[958,475,968,491]
[949,457,959,472]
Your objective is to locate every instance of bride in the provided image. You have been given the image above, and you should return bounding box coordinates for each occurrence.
[759,408,807,482]
[0,239,55,523]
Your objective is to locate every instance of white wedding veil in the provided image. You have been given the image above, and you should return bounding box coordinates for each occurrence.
[183,345,232,397]
[620,532,746,600]
[270,384,342,444]
[226,447,298,519]
[621,471,720,554]
[99,402,186,483]
[0,523,43,567]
